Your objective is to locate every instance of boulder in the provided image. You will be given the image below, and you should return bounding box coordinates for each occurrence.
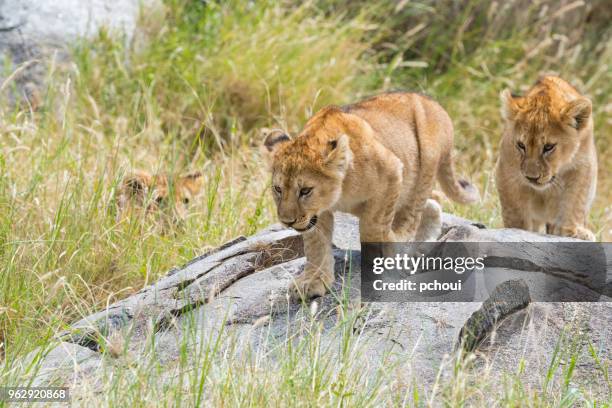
[457,279,531,352]
[0,0,157,104]
[15,212,611,400]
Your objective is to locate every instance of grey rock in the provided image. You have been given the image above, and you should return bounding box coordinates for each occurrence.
[21,211,611,401]
[0,0,157,103]
[59,228,303,348]
[473,302,612,396]
[332,211,479,250]
[0,0,153,42]
[458,279,531,352]
[18,341,101,387]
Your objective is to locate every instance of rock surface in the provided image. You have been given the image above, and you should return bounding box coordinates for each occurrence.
[16,212,612,399]
[458,279,531,352]
[0,0,157,103]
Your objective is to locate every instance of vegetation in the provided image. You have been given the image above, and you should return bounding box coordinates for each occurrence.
[0,0,609,405]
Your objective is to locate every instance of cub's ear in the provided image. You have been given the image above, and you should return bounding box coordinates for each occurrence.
[261,128,290,154]
[122,171,152,197]
[324,134,352,176]
[561,97,591,130]
[180,171,203,195]
[500,89,520,121]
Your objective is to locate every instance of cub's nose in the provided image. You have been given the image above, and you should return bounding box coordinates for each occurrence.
[280,217,296,226]
[525,176,539,183]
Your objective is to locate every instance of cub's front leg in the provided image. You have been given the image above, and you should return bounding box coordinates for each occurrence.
[289,210,335,300]
[551,168,596,241]
[498,186,532,231]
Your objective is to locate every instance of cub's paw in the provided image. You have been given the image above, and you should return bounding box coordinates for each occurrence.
[289,272,334,301]
[560,226,596,241]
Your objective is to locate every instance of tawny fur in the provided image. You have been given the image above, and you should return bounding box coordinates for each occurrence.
[116,170,203,222]
[495,76,597,241]
[263,92,479,299]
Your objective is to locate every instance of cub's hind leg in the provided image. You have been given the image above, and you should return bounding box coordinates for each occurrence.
[415,199,442,241]
[392,103,444,241]
[392,157,438,241]
[357,149,404,243]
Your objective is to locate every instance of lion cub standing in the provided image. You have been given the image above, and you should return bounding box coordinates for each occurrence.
[496,76,597,240]
[263,92,479,299]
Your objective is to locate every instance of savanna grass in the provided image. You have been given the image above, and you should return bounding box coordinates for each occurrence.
[0,0,610,405]
[0,0,377,360]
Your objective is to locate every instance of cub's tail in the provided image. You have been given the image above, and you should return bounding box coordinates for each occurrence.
[437,151,480,204]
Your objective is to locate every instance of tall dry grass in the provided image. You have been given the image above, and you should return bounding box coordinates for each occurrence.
[0,1,610,404]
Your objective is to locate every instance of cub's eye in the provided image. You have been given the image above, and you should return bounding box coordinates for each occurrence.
[182,197,190,205]
[299,187,313,197]
[273,185,282,194]
[155,196,164,204]
[542,143,556,154]
[516,141,526,151]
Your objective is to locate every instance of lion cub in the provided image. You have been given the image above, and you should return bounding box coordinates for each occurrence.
[263,92,479,299]
[116,170,203,222]
[496,76,597,241]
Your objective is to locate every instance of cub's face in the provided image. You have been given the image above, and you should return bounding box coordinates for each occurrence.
[117,171,203,221]
[512,127,576,189]
[500,89,592,190]
[261,127,351,232]
[270,166,341,232]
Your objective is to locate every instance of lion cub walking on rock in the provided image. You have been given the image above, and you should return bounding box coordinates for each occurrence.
[496,76,597,241]
[263,92,479,299]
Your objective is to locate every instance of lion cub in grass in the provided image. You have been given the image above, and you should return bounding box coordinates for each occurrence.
[263,92,480,299]
[116,170,203,222]
[496,76,597,241]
